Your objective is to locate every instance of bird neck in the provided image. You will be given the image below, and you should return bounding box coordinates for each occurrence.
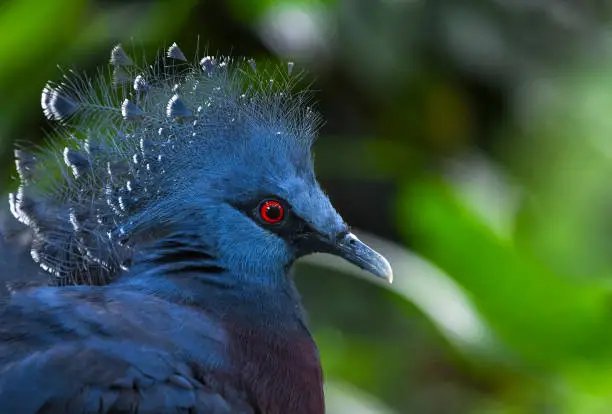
[124,266,325,414]
[125,229,304,325]
[125,256,309,332]
[122,231,324,413]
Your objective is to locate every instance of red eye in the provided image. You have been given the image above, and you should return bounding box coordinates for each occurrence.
[259,200,285,224]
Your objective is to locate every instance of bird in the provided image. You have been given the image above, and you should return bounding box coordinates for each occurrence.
[0,42,393,414]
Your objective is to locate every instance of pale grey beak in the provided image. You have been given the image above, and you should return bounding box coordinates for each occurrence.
[332,232,393,283]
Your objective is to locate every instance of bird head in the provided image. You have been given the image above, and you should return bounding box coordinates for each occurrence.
[12,43,392,286]
[174,119,392,285]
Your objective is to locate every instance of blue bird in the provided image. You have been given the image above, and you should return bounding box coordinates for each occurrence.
[0,42,392,414]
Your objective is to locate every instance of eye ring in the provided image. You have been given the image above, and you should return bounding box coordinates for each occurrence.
[259,200,285,224]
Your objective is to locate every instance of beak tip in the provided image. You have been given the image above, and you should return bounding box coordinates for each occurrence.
[379,256,393,284]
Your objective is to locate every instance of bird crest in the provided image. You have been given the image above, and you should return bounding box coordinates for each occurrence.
[9,42,320,287]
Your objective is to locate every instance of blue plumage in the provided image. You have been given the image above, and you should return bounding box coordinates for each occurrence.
[1,42,392,413]
[13,44,321,286]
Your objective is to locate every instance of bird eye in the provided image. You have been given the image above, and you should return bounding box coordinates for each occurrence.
[259,200,285,224]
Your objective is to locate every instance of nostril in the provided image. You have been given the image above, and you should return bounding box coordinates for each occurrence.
[348,237,356,246]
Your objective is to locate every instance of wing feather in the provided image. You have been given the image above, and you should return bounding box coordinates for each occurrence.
[0,287,251,414]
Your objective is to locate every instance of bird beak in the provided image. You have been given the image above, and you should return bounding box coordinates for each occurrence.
[330,232,393,283]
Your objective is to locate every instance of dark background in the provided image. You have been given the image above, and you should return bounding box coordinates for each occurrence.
[2,1,612,412]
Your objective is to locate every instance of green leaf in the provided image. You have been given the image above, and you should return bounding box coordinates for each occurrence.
[400,176,612,366]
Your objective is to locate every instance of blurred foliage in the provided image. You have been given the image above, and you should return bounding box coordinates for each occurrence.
[4,0,612,413]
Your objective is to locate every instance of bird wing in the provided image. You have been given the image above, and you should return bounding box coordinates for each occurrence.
[0,339,239,414]
[0,288,253,414]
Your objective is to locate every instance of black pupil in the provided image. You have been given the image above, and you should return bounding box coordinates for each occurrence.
[265,204,282,221]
